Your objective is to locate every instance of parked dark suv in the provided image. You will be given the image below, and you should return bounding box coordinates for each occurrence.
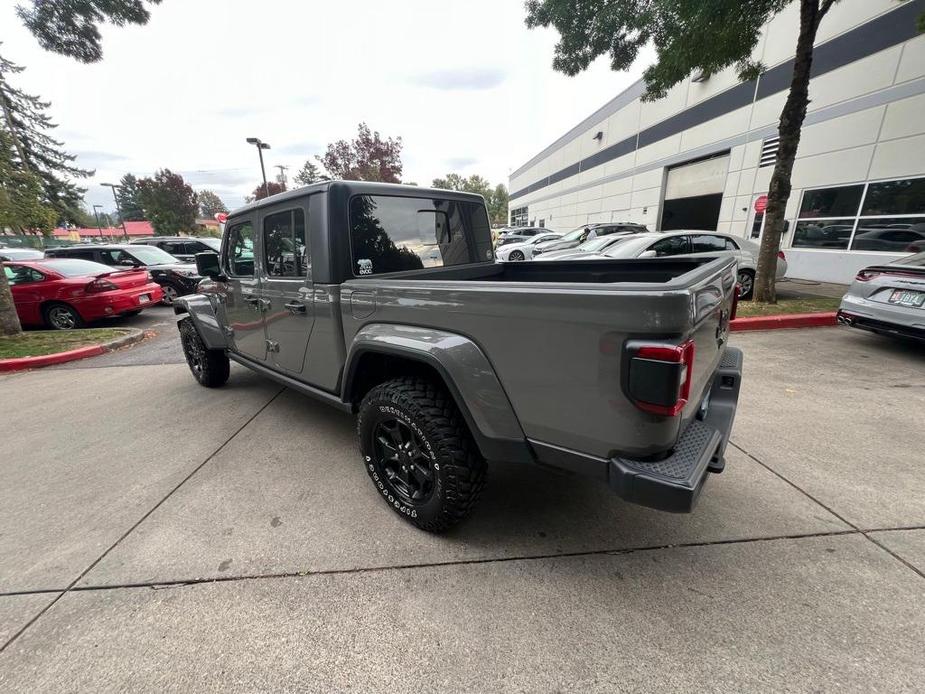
[130,236,221,263]
[44,244,201,304]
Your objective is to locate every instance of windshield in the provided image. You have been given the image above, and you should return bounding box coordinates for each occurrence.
[40,258,115,277]
[578,235,622,252]
[893,251,925,267]
[128,246,179,265]
[559,227,588,242]
[199,237,222,251]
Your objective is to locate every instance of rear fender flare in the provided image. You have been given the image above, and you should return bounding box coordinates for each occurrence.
[344,324,530,463]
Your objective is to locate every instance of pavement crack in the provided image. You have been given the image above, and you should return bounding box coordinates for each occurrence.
[730,440,925,582]
[0,386,285,654]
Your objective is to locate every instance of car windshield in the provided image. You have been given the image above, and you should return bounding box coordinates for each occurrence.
[199,237,221,251]
[559,227,589,242]
[578,235,622,252]
[127,246,179,265]
[40,258,115,277]
[532,234,560,244]
[893,251,925,267]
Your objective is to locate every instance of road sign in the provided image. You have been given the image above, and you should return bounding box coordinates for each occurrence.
[754,195,768,213]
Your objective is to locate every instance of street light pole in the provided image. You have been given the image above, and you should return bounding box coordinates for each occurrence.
[101,182,129,241]
[246,137,271,198]
[92,204,104,240]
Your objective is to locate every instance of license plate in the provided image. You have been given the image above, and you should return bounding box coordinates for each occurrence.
[888,289,925,307]
[139,294,151,304]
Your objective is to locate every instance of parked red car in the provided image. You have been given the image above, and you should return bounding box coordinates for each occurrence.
[2,258,164,330]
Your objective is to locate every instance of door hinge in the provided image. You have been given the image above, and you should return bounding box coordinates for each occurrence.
[265,339,280,353]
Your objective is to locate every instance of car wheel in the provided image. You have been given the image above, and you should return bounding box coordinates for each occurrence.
[508,250,525,261]
[737,270,755,300]
[357,376,487,532]
[179,318,229,388]
[42,302,84,330]
[160,283,181,305]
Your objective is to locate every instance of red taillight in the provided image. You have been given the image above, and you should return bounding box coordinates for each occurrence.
[777,250,786,261]
[628,339,695,417]
[856,269,880,282]
[86,278,118,293]
[731,284,740,320]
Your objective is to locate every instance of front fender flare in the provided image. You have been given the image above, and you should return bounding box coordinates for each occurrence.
[174,294,228,351]
[344,324,531,464]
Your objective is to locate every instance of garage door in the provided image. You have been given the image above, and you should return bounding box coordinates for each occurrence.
[661,154,729,231]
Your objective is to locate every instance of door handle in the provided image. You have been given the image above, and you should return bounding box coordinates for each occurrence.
[284,300,306,314]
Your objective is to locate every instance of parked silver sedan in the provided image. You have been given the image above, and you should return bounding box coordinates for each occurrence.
[837,251,925,342]
[561,230,787,299]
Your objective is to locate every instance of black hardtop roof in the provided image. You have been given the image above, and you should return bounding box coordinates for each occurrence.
[228,180,487,219]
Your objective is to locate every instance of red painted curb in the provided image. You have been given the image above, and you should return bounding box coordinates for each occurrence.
[0,344,105,373]
[731,311,837,332]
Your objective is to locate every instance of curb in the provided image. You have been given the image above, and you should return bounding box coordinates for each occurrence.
[0,328,146,373]
[731,311,838,332]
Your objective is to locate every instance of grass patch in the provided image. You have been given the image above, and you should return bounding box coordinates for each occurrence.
[0,328,130,359]
[736,296,841,318]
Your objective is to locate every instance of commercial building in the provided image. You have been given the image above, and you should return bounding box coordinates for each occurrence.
[508,0,925,283]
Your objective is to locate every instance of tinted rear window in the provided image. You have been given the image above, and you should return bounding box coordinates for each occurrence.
[349,194,490,276]
[40,259,114,277]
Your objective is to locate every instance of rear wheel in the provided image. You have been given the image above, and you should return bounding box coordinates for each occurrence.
[179,318,229,387]
[43,303,84,330]
[737,270,755,300]
[508,250,525,261]
[357,376,486,532]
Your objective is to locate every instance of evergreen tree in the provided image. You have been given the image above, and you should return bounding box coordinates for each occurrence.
[116,173,145,221]
[294,160,322,186]
[136,169,198,236]
[197,189,228,218]
[0,48,91,225]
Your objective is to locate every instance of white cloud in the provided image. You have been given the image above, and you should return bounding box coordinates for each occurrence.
[0,0,649,213]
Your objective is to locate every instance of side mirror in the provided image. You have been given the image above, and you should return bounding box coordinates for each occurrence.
[195,251,225,280]
[638,250,658,258]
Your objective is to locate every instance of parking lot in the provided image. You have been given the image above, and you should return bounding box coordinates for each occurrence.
[1,320,923,692]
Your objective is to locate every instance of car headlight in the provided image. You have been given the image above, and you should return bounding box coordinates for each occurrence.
[533,248,544,255]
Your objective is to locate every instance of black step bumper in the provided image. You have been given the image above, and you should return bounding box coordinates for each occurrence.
[607,346,743,513]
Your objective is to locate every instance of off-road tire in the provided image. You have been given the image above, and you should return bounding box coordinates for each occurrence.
[179,318,229,388]
[357,376,487,532]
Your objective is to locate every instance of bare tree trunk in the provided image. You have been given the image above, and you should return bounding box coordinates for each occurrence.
[754,0,834,303]
[0,270,22,337]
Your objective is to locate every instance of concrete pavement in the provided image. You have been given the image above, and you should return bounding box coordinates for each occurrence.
[1,325,923,691]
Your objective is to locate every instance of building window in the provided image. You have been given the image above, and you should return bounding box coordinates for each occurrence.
[510,206,528,227]
[792,176,925,254]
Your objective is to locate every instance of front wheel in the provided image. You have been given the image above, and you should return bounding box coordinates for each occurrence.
[737,270,755,300]
[508,250,525,261]
[179,318,229,388]
[160,283,181,306]
[357,377,487,532]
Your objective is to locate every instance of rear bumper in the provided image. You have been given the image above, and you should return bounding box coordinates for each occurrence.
[75,283,164,320]
[837,309,925,342]
[607,346,743,512]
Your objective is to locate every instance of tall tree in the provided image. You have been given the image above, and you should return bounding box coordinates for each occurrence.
[116,173,145,221]
[246,181,286,202]
[136,169,198,236]
[318,123,403,182]
[0,49,92,225]
[431,174,509,224]
[294,160,323,186]
[197,189,228,218]
[16,0,163,63]
[526,0,921,302]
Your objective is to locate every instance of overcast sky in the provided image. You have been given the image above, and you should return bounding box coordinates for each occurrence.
[1,0,650,215]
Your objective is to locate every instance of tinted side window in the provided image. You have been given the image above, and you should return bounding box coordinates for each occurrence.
[349,195,485,275]
[861,178,925,216]
[690,235,729,252]
[225,222,255,277]
[649,236,691,256]
[263,208,307,277]
[799,185,863,218]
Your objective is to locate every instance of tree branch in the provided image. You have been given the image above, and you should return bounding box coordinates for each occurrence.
[818,0,837,21]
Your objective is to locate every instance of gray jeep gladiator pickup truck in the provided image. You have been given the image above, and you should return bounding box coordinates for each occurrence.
[175,181,743,531]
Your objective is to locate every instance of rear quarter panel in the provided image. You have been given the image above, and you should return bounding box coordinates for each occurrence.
[340,257,737,459]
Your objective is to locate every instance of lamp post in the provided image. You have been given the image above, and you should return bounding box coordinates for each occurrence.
[246,137,271,198]
[92,204,104,240]
[101,182,130,241]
